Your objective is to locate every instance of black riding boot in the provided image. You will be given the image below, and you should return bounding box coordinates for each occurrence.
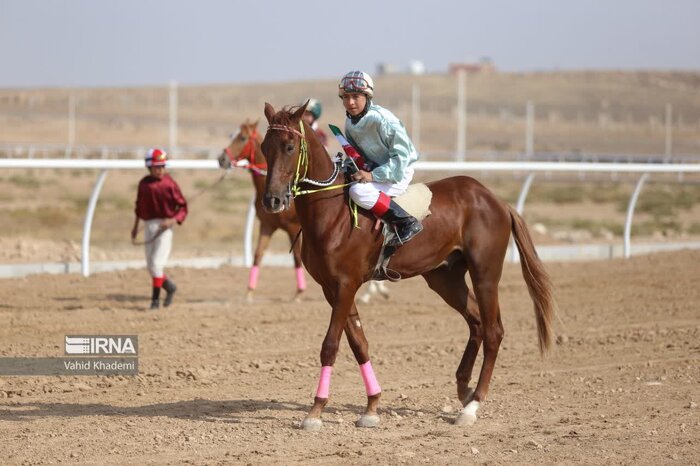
[163,278,177,307]
[150,287,161,310]
[381,200,423,247]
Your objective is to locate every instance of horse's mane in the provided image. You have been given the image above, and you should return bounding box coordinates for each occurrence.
[270,105,304,125]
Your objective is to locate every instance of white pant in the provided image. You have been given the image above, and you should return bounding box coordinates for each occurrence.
[349,167,414,209]
[144,219,173,277]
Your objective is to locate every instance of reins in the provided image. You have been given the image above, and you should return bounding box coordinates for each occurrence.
[268,120,360,226]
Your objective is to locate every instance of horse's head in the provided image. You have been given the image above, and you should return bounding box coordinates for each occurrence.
[217,119,262,170]
[261,101,308,213]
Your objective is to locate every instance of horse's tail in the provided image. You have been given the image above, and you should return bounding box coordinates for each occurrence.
[508,206,556,355]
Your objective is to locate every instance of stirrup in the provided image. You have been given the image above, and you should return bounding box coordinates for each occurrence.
[387,223,423,247]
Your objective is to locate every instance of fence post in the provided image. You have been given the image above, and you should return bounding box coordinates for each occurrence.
[169,80,178,157]
[525,100,534,158]
[66,94,77,158]
[624,173,650,259]
[411,83,421,153]
[82,169,109,277]
[510,173,536,262]
[243,194,256,267]
[456,69,467,161]
[665,103,673,161]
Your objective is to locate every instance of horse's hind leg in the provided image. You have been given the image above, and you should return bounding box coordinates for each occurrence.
[459,250,506,426]
[422,262,481,407]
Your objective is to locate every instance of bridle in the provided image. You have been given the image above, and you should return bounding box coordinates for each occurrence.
[266,121,344,198]
[225,129,267,176]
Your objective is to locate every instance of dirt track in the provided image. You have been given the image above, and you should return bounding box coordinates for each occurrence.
[0,250,698,465]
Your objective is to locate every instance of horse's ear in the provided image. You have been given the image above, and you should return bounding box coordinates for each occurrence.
[252,119,259,129]
[291,100,308,123]
[264,103,276,124]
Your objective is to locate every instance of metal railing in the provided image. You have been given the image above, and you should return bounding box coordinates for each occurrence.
[1,158,699,276]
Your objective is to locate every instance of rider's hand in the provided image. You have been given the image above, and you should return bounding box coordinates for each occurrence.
[352,170,373,183]
[130,227,138,240]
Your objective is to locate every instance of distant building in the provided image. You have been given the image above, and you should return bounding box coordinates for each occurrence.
[376,60,426,76]
[448,57,496,75]
[376,62,399,76]
[408,60,425,75]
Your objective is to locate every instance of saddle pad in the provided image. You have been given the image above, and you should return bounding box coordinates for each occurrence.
[393,183,432,221]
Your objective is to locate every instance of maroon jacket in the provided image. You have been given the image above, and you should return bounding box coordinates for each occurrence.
[135,174,188,224]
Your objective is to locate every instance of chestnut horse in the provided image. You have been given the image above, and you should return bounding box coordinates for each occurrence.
[218,120,305,301]
[260,102,556,431]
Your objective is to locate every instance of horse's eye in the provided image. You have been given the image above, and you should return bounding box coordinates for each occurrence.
[285,143,295,154]
[240,136,248,142]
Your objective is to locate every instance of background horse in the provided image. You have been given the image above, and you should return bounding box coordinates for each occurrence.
[218,120,305,301]
[261,102,555,431]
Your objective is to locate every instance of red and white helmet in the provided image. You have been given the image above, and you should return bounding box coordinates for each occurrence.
[338,70,374,98]
[145,148,168,167]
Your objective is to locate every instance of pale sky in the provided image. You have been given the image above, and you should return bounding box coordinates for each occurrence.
[1,0,699,88]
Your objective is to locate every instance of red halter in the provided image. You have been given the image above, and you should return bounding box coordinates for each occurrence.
[225,130,267,175]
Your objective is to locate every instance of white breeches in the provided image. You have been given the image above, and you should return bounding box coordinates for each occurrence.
[349,167,414,209]
[144,218,173,277]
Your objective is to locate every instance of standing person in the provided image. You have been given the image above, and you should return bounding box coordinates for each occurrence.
[301,98,329,149]
[338,70,423,246]
[131,148,187,310]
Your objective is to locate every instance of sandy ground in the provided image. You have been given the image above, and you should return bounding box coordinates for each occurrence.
[0,249,698,465]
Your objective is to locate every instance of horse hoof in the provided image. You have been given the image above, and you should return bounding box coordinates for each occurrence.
[301,417,323,431]
[245,292,254,304]
[454,411,477,426]
[355,414,380,428]
[291,292,303,303]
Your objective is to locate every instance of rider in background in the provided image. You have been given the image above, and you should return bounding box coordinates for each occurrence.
[338,70,423,247]
[301,98,329,149]
[131,148,187,310]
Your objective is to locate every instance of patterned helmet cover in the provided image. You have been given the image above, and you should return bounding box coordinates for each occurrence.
[145,148,168,167]
[338,70,374,98]
[305,98,322,120]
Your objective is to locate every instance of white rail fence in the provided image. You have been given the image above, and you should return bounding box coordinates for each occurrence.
[1,158,699,277]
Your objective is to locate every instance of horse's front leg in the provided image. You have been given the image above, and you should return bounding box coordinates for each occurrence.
[246,224,274,303]
[301,282,358,431]
[344,304,381,428]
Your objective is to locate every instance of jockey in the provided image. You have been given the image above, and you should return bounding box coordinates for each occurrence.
[132,148,187,310]
[301,98,329,148]
[339,70,423,247]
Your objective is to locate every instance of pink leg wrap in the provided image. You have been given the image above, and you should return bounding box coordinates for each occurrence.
[152,276,164,288]
[360,361,381,396]
[248,265,260,290]
[295,267,306,291]
[315,365,332,399]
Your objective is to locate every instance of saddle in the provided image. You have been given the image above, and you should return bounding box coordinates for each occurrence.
[373,183,432,282]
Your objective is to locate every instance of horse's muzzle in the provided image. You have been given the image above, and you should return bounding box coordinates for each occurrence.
[217,151,231,169]
[263,193,287,213]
